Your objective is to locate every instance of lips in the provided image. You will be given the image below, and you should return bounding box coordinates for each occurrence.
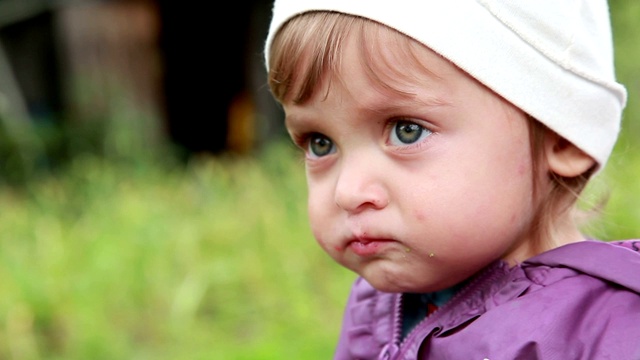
[347,238,394,257]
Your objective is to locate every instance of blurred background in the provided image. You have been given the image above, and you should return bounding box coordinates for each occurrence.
[0,0,638,359]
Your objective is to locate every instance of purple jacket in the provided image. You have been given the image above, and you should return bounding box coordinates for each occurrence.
[334,240,640,359]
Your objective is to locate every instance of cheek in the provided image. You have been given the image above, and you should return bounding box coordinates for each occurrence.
[517,160,529,176]
[310,215,344,253]
[307,188,327,225]
[307,193,335,245]
[413,209,427,222]
[306,170,338,210]
[313,232,328,249]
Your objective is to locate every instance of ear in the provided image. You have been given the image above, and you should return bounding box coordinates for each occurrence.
[544,130,596,177]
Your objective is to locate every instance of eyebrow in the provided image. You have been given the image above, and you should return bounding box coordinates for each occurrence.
[284,94,450,129]
[283,79,452,132]
[360,90,452,116]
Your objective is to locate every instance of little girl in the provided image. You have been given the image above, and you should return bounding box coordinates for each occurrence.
[264,1,640,359]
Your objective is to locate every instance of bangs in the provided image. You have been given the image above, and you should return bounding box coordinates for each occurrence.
[267,12,435,104]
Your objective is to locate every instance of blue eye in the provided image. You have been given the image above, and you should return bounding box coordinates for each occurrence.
[390,120,432,145]
[308,134,335,157]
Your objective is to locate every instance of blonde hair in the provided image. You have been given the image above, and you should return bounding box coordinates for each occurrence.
[267,11,595,251]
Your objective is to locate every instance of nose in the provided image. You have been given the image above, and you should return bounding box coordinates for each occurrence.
[334,158,389,213]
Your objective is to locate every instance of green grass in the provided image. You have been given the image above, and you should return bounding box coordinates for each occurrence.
[582,0,640,241]
[0,144,354,359]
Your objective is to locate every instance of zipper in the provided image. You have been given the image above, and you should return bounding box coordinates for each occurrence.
[376,292,404,360]
[383,261,508,359]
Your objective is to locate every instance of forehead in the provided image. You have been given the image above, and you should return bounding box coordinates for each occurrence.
[270,12,449,105]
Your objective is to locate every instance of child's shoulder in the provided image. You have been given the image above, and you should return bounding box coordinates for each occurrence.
[522,239,640,294]
[611,238,640,252]
[424,240,640,358]
[464,239,640,358]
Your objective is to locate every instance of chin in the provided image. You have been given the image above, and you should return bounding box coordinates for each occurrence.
[363,271,453,293]
[363,274,418,293]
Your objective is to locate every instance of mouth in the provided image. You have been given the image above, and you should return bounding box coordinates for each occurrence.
[347,238,395,257]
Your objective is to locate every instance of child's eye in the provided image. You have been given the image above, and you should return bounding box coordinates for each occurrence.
[390,120,432,145]
[308,133,336,158]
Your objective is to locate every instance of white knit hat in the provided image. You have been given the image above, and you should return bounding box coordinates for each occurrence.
[264,0,627,169]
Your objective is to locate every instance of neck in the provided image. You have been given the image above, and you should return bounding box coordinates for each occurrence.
[503,208,586,266]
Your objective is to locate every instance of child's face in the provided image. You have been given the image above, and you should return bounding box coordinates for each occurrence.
[283,30,542,293]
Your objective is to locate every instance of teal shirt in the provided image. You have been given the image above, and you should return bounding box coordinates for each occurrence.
[401,286,460,339]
